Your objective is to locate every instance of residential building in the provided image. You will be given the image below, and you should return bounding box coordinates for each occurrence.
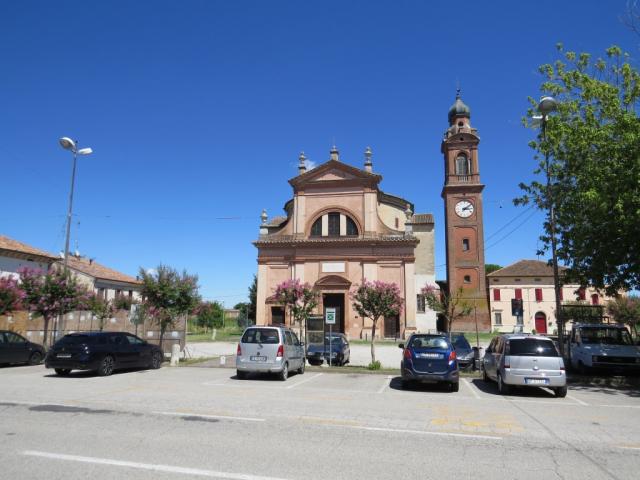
[0,235,57,279]
[487,259,614,334]
[62,254,142,302]
[254,146,437,339]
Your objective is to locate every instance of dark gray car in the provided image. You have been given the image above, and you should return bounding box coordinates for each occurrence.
[0,330,45,366]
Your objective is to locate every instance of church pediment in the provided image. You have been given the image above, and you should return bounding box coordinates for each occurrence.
[314,274,352,288]
[289,159,381,189]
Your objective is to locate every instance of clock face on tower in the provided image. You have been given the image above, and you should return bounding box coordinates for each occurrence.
[455,200,474,218]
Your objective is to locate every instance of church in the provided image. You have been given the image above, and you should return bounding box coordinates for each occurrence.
[254,92,490,338]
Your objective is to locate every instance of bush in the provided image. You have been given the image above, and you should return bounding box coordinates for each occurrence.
[367,360,381,370]
[114,295,136,311]
[531,328,537,335]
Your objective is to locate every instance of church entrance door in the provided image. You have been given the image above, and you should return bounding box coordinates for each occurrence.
[323,293,345,334]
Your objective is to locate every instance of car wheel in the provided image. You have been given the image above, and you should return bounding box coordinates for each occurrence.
[97,355,115,377]
[497,373,510,395]
[150,351,162,370]
[54,368,71,376]
[555,385,568,398]
[279,362,289,381]
[236,370,247,380]
[297,360,305,375]
[450,381,459,392]
[28,352,43,365]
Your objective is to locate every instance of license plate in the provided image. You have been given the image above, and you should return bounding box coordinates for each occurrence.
[418,353,442,359]
[525,378,549,385]
[250,356,267,362]
[57,354,72,359]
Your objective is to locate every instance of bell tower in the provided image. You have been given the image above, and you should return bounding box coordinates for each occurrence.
[441,90,490,331]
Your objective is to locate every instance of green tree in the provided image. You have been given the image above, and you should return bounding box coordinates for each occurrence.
[139,265,200,351]
[517,44,640,295]
[274,279,318,341]
[19,268,89,347]
[0,277,24,316]
[194,301,224,332]
[87,295,115,331]
[351,280,403,364]
[422,285,473,339]
[485,264,502,275]
[248,274,257,323]
[608,295,640,338]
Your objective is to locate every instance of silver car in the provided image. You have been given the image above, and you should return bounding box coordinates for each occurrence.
[482,334,567,398]
[236,326,305,381]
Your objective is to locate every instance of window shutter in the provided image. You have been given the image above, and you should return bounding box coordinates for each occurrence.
[493,289,501,301]
[515,289,522,300]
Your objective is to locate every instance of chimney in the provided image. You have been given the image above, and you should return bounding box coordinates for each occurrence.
[298,151,307,175]
[364,146,373,172]
[329,145,340,162]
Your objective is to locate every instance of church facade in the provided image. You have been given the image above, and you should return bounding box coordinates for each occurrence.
[254,147,437,339]
[253,92,490,338]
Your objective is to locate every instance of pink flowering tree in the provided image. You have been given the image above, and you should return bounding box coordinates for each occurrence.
[0,276,24,316]
[138,265,200,352]
[87,294,115,331]
[273,279,318,340]
[421,284,472,339]
[351,280,403,364]
[19,268,90,347]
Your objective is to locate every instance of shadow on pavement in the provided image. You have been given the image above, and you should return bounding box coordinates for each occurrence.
[469,378,557,398]
[43,367,152,379]
[388,376,454,393]
[566,373,640,398]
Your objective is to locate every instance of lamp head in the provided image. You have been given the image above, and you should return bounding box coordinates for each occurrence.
[59,137,76,151]
[77,147,93,156]
[538,96,558,115]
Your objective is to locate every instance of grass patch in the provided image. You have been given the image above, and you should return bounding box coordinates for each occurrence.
[186,326,243,343]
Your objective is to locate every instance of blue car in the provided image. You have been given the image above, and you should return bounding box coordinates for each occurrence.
[399,334,459,391]
[306,333,350,366]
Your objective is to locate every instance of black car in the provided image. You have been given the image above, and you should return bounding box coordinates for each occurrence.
[0,330,46,366]
[451,333,475,369]
[306,333,350,366]
[45,332,163,376]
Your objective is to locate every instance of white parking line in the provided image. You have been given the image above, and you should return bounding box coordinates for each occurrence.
[567,394,589,406]
[154,411,265,422]
[22,450,289,480]
[461,378,482,400]
[341,425,502,441]
[618,446,640,450]
[285,373,323,390]
[377,376,393,394]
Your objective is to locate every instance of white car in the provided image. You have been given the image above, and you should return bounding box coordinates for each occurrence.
[567,323,640,372]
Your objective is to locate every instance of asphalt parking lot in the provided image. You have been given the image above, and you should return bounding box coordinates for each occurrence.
[1,364,639,479]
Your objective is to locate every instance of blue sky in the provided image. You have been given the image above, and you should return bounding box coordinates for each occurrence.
[1,1,636,306]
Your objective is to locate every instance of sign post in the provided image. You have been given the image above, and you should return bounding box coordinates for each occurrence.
[325,307,336,367]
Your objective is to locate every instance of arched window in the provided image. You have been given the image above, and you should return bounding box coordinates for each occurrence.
[309,212,359,238]
[346,217,358,236]
[310,218,322,237]
[455,153,470,175]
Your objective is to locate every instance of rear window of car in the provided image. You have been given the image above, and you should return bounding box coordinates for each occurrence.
[507,339,559,357]
[56,335,96,346]
[241,328,280,344]
[409,336,449,349]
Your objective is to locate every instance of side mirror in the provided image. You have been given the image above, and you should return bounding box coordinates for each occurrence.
[398,343,404,349]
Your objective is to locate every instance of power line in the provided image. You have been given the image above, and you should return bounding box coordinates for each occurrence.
[485,208,539,251]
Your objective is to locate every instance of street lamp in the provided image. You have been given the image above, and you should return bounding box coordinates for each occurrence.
[59,137,93,272]
[532,96,565,355]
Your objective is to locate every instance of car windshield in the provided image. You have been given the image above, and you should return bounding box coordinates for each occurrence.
[324,336,344,344]
[507,339,559,357]
[242,328,280,344]
[409,336,449,349]
[56,335,95,346]
[579,327,633,345]
[452,335,471,350]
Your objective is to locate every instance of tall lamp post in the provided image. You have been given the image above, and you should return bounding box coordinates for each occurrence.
[56,137,92,343]
[533,97,565,355]
[59,137,93,271]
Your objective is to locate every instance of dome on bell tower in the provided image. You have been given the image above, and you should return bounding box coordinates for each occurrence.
[448,89,471,124]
